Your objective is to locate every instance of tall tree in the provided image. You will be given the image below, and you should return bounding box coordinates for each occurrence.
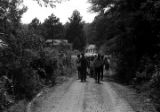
[42,14,64,40]
[65,10,86,51]
[83,23,97,44]
[28,17,42,36]
[29,18,41,30]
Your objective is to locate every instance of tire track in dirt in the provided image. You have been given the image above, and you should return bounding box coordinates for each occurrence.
[50,80,85,112]
[83,78,135,112]
[29,77,136,112]
[102,81,135,112]
[83,78,107,112]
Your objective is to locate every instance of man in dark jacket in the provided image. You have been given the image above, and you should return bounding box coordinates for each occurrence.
[76,54,81,79]
[80,53,88,82]
[94,54,102,83]
[100,55,104,80]
[104,57,109,71]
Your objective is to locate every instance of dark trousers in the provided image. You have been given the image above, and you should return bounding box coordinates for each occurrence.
[95,67,101,83]
[90,68,94,78]
[100,67,104,80]
[81,68,86,82]
[77,67,81,79]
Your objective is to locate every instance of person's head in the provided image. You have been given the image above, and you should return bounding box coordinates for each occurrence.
[81,53,84,58]
[77,54,80,58]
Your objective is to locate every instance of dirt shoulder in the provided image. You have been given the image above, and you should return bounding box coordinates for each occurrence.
[27,76,136,112]
[26,74,157,112]
[27,76,76,112]
[107,80,157,112]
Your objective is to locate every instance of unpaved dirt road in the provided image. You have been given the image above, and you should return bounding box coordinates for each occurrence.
[30,77,135,112]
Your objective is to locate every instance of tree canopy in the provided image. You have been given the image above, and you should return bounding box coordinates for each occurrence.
[65,10,86,51]
[41,14,64,40]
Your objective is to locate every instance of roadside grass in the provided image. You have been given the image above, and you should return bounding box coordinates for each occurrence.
[6,100,27,112]
[104,75,157,112]
[5,68,76,112]
[28,73,76,112]
[110,82,157,112]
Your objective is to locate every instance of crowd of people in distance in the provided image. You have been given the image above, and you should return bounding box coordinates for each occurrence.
[76,53,109,83]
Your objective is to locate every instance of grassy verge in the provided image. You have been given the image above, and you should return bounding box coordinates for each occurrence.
[28,74,76,112]
[106,77,157,112]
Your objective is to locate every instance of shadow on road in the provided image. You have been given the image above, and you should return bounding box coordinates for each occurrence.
[103,71,130,86]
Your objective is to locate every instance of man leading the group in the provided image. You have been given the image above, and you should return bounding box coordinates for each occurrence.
[100,55,105,80]
[94,54,103,83]
[76,54,81,79]
[80,53,88,82]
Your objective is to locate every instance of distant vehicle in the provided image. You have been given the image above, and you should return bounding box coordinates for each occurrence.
[85,44,97,57]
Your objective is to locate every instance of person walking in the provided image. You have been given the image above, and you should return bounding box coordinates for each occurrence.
[76,54,81,79]
[94,54,102,83]
[104,57,109,71]
[100,55,105,80]
[80,53,88,82]
[90,57,95,78]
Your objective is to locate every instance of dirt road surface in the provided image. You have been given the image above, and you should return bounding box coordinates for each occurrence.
[29,76,136,112]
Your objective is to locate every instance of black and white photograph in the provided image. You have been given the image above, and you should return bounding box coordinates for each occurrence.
[0,0,159,112]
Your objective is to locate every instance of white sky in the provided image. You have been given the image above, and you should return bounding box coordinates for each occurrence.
[21,0,97,24]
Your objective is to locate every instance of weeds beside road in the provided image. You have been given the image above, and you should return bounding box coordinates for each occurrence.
[108,81,157,112]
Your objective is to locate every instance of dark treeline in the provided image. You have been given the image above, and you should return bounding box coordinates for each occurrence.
[65,10,86,51]
[0,0,86,111]
[86,0,160,111]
